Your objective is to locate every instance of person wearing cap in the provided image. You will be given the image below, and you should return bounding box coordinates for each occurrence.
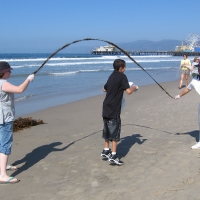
[0,61,34,184]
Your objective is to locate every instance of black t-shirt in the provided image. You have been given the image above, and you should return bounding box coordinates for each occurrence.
[102,70,130,118]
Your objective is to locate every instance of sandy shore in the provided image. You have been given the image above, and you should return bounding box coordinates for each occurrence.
[1,79,200,200]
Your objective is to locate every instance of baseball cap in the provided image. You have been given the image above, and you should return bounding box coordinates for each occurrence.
[0,61,13,74]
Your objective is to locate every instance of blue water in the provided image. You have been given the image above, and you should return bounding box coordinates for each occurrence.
[0,53,191,117]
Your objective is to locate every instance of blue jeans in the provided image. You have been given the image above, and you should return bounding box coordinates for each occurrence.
[0,121,13,155]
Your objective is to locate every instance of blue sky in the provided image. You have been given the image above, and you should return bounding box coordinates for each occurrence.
[1,0,200,53]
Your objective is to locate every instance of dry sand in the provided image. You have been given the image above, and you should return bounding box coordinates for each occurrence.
[1,80,200,200]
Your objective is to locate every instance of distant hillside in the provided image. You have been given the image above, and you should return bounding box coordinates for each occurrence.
[62,39,183,53]
[117,39,183,51]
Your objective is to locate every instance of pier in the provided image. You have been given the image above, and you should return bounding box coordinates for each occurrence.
[130,51,200,56]
[91,50,200,56]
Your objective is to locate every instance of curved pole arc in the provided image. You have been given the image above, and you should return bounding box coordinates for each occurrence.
[33,38,174,98]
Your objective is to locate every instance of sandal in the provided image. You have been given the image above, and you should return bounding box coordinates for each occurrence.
[0,177,20,184]
[6,165,18,171]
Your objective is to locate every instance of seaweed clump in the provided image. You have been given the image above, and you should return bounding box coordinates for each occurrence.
[13,117,45,132]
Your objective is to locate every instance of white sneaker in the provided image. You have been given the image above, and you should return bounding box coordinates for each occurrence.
[191,142,200,149]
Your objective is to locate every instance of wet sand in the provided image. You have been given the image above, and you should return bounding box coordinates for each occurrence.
[1,80,200,200]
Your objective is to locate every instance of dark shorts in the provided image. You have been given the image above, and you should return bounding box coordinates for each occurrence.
[102,116,121,141]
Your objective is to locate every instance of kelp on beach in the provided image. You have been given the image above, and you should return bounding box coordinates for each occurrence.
[13,117,45,132]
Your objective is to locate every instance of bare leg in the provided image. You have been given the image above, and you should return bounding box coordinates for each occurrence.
[0,154,11,180]
[104,140,109,148]
[0,153,8,179]
[0,153,18,182]
[185,74,189,86]
[112,141,118,152]
[179,73,184,88]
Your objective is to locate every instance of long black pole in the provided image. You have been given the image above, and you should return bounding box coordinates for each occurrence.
[33,38,174,98]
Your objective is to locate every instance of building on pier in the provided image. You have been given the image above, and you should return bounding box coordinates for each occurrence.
[91,45,121,55]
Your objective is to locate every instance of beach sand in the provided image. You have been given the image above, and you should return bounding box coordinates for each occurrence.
[1,79,200,200]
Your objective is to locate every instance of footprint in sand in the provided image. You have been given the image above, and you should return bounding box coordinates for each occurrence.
[34,177,40,183]
[183,177,195,185]
[91,180,98,187]
[143,147,157,154]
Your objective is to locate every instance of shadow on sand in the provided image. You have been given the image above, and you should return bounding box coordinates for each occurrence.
[11,130,102,176]
[117,134,147,159]
[122,123,173,134]
[11,141,74,177]
[11,122,170,175]
[175,130,199,142]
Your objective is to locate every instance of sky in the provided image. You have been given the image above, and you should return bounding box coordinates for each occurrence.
[1,0,200,53]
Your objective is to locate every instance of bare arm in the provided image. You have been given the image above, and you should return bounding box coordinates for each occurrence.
[179,87,191,97]
[2,79,31,94]
[125,85,138,95]
[103,84,138,94]
[175,87,191,99]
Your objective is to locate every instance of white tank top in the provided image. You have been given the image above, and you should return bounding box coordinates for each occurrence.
[0,79,15,124]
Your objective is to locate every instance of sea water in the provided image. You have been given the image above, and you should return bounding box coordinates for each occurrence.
[0,53,190,116]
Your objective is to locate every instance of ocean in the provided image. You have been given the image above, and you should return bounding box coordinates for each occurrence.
[0,53,190,117]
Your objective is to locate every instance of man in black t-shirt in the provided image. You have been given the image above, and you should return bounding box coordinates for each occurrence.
[101,59,139,165]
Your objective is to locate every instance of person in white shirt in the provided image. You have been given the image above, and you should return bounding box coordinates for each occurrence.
[190,57,199,78]
[175,65,200,149]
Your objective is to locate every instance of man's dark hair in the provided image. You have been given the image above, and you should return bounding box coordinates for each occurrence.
[113,59,126,70]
